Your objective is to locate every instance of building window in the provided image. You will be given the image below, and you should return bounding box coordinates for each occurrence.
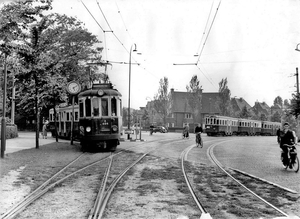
[185,113,192,119]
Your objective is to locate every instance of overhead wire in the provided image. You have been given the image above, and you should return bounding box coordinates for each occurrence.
[115,1,135,43]
[96,0,113,32]
[195,0,215,56]
[80,0,178,82]
[80,0,104,32]
[195,65,217,89]
[196,0,222,65]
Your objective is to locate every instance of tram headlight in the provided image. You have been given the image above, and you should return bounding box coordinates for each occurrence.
[112,125,118,132]
[86,126,91,132]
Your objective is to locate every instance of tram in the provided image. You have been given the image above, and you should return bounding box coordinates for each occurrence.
[49,83,123,151]
[78,83,123,151]
[204,114,281,136]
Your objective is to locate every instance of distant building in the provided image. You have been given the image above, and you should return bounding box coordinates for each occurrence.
[165,88,220,132]
[252,101,271,119]
[231,97,252,116]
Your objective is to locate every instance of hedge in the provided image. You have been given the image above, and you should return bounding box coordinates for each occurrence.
[0,124,18,139]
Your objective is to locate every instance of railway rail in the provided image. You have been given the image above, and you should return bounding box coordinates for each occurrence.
[89,137,196,218]
[207,140,290,218]
[180,139,224,219]
[180,139,295,218]
[0,137,179,219]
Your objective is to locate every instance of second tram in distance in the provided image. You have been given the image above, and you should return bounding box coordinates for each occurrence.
[49,83,123,151]
[204,115,281,136]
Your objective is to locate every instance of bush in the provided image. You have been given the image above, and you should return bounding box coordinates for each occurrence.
[0,121,18,139]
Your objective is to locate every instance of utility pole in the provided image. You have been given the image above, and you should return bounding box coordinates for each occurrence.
[296,67,299,94]
[1,53,7,158]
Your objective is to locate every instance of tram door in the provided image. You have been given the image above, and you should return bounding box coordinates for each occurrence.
[226,120,232,135]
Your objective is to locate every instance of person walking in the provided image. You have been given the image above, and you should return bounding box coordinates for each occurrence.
[195,123,203,147]
[183,124,189,139]
[42,120,49,139]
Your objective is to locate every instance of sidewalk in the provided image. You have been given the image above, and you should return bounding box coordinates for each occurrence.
[3,132,69,154]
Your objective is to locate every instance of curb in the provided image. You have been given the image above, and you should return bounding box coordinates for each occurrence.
[120,139,146,142]
[230,167,298,194]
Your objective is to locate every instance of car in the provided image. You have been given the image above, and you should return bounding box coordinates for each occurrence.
[153,126,167,133]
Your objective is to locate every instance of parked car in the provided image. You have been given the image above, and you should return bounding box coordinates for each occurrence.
[153,126,167,133]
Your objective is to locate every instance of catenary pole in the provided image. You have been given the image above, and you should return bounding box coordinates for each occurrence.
[1,53,7,158]
[296,67,299,94]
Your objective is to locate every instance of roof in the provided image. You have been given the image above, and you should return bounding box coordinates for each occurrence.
[231,97,252,112]
[253,101,270,115]
[171,89,220,114]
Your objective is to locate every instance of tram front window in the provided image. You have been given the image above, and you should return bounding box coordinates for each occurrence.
[102,99,108,116]
[92,98,99,116]
[79,100,84,117]
[85,98,91,117]
[111,97,117,116]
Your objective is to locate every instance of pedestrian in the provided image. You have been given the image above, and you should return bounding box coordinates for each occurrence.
[183,124,189,139]
[42,120,49,139]
[276,128,281,145]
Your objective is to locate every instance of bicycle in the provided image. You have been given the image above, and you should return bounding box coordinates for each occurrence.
[196,132,203,148]
[182,130,189,139]
[281,144,299,173]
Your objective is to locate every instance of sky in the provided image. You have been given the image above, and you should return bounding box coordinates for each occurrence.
[2,0,300,109]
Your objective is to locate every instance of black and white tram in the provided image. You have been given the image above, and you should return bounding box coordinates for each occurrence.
[78,83,123,151]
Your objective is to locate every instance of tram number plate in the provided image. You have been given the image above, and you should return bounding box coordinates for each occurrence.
[124,129,134,134]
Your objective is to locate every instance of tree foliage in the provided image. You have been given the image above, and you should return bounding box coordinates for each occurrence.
[186,75,202,123]
[239,106,250,118]
[273,96,283,108]
[217,78,232,116]
[290,93,300,119]
[153,77,171,125]
[0,0,102,146]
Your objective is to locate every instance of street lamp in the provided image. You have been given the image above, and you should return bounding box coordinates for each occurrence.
[128,44,138,140]
[295,43,300,52]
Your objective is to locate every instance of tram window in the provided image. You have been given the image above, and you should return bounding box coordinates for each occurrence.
[67,112,70,121]
[92,98,99,117]
[101,98,108,116]
[85,98,91,117]
[79,100,84,117]
[111,97,117,116]
[75,112,78,121]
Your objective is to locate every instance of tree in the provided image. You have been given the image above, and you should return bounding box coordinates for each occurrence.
[273,96,283,108]
[239,106,250,118]
[186,75,202,124]
[153,77,171,126]
[217,78,232,116]
[271,111,281,122]
[260,113,267,121]
[289,93,300,118]
[284,99,290,108]
[1,0,101,147]
[0,0,53,148]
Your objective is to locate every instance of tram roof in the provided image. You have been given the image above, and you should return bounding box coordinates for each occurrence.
[78,88,122,98]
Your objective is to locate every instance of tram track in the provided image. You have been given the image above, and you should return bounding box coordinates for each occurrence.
[206,140,290,218]
[0,138,176,219]
[180,139,224,219]
[180,138,297,218]
[89,137,194,219]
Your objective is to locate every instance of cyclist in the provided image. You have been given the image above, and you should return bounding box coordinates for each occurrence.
[195,123,203,147]
[279,122,297,168]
